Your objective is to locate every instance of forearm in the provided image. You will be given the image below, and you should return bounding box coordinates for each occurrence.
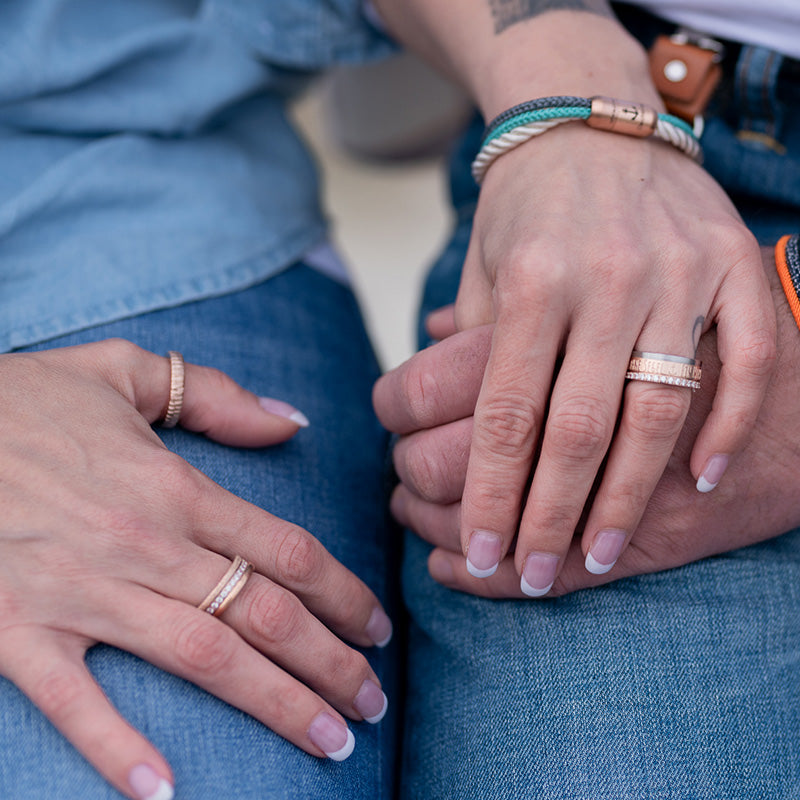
[370,0,662,118]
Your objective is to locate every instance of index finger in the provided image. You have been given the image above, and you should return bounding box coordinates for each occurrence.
[187,476,393,649]
[373,325,492,434]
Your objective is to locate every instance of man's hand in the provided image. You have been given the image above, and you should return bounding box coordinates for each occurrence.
[374,246,800,597]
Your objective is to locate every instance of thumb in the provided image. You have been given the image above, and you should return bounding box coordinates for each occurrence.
[87,340,309,448]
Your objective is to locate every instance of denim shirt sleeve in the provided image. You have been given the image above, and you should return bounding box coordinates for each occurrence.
[209,0,395,69]
[0,0,396,352]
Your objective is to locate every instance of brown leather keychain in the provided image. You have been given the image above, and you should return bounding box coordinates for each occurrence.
[649,32,724,123]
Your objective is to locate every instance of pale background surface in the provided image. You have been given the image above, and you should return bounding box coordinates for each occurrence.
[291,61,469,371]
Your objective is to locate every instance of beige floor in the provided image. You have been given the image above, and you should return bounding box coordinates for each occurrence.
[291,81,454,371]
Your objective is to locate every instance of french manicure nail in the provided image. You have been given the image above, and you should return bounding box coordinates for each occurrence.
[353,679,388,724]
[466,530,502,578]
[696,454,729,493]
[308,712,355,761]
[520,552,559,597]
[365,606,393,647]
[258,397,310,427]
[585,529,627,575]
[128,764,174,800]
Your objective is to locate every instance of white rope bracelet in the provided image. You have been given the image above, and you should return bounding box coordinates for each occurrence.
[472,96,701,184]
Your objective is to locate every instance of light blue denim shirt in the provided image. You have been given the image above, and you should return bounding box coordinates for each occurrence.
[0,0,391,351]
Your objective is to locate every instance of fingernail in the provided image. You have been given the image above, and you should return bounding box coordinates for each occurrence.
[520,552,559,597]
[696,454,729,492]
[308,712,355,761]
[128,765,174,800]
[466,530,502,578]
[585,529,627,575]
[258,397,310,427]
[353,679,388,724]
[365,606,392,647]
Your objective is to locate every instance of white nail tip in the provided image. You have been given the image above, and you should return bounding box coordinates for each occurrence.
[289,410,310,428]
[364,693,389,725]
[696,475,717,493]
[144,780,175,800]
[520,575,553,598]
[466,559,498,578]
[326,728,355,761]
[585,552,615,575]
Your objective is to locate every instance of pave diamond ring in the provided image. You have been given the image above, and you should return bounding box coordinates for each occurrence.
[198,556,254,617]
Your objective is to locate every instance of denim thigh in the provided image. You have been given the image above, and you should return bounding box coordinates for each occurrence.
[402,68,800,797]
[404,232,800,799]
[0,265,400,799]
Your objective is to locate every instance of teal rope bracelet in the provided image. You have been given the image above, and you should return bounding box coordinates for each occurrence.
[472,95,701,183]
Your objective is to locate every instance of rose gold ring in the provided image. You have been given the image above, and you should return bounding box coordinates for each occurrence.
[161,351,185,428]
[626,350,702,391]
[198,556,254,617]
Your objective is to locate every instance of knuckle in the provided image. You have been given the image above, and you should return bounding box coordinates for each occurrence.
[547,397,612,459]
[33,669,85,722]
[97,337,143,365]
[265,681,308,727]
[327,647,371,692]
[627,388,689,440]
[173,616,238,678]
[737,328,777,380]
[401,442,447,501]
[400,363,440,428]
[476,395,538,457]
[250,584,303,648]
[150,452,205,506]
[607,480,652,512]
[274,527,322,587]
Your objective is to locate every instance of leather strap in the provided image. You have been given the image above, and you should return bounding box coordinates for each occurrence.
[649,35,722,123]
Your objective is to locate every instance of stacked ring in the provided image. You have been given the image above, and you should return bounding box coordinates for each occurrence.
[626,350,702,390]
[161,350,185,428]
[198,556,254,617]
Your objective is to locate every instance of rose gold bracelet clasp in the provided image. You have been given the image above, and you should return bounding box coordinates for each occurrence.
[586,96,658,137]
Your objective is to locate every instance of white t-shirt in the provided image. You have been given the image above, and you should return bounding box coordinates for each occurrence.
[634,1,800,59]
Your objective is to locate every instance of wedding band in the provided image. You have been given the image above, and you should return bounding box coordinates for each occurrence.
[161,350,185,428]
[626,350,702,390]
[198,556,254,616]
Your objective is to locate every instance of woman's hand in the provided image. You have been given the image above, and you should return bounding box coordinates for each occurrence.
[374,247,798,597]
[0,340,391,800]
[372,1,776,596]
[451,122,775,594]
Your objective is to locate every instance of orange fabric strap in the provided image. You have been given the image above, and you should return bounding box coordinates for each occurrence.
[775,234,800,333]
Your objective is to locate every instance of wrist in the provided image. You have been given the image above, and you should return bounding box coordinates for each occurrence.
[472,12,663,120]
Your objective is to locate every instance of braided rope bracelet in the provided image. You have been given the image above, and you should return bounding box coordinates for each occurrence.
[775,234,800,333]
[472,95,701,183]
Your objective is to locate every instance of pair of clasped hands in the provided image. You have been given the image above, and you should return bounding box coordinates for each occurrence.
[0,130,790,798]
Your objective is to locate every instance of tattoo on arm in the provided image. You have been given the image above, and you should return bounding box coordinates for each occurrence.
[693,316,705,354]
[489,0,614,33]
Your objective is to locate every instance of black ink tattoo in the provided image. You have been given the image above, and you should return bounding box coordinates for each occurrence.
[692,315,705,354]
[489,0,614,34]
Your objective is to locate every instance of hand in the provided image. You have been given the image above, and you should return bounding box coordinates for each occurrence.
[374,246,800,597]
[444,123,776,595]
[0,340,392,799]
[378,0,775,599]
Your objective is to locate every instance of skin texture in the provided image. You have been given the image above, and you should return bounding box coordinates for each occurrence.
[0,341,390,798]
[489,0,613,33]
[371,0,776,596]
[373,247,800,597]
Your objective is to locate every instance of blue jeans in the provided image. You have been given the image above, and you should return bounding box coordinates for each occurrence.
[401,28,800,800]
[0,266,400,798]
